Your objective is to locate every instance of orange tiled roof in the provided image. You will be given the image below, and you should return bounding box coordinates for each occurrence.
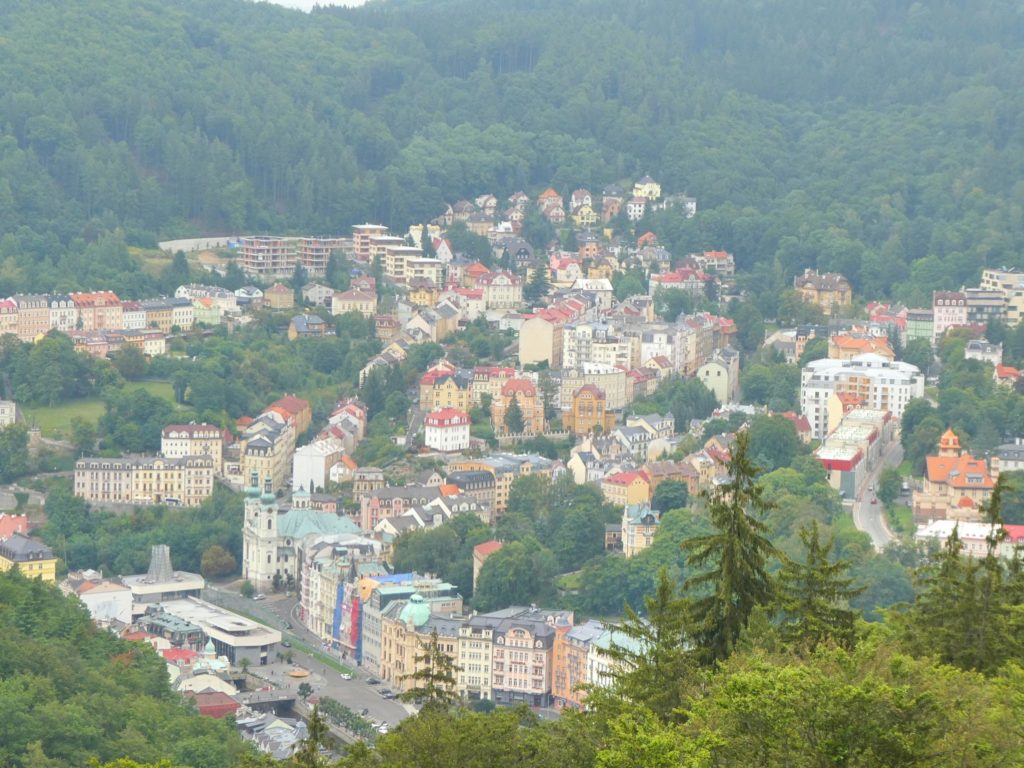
[925,453,993,490]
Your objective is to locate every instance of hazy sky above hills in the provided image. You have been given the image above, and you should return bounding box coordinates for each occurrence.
[263,0,368,8]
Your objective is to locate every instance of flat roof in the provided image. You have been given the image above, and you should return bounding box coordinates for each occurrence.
[157,597,281,648]
[121,571,205,596]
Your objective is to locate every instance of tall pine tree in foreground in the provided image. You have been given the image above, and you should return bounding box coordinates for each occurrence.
[682,431,778,665]
[400,629,460,710]
[598,568,697,723]
[775,519,864,652]
[903,479,1024,673]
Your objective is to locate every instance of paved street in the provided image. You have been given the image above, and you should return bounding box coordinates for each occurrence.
[203,586,413,726]
[851,441,903,551]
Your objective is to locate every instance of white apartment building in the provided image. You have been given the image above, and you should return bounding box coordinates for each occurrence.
[932,290,968,344]
[291,438,345,492]
[161,423,225,474]
[423,408,471,452]
[800,353,924,440]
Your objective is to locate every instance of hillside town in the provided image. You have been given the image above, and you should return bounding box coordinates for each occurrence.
[5,177,1024,758]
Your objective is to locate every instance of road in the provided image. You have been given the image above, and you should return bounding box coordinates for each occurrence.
[203,586,413,727]
[851,441,903,552]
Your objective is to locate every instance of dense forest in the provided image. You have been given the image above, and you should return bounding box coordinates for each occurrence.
[0,570,250,768]
[0,0,1021,305]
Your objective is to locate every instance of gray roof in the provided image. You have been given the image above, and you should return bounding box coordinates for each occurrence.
[0,533,53,562]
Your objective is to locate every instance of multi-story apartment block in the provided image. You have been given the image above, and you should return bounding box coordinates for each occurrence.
[121,300,146,330]
[488,608,570,707]
[48,294,78,333]
[12,294,50,341]
[69,291,123,331]
[477,271,523,310]
[382,245,424,283]
[800,354,925,440]
[559,365,630,411]
[458,617,496,701]
[491,378,546,436]
[0,298,17,336]
[161,423,225,474]
[74,455,215,507]
[932,290,968,344]
[552,619,605,710]
[169,297,195,330]
[351,224,389,263]
[296,237,343,276]
[697,347,741,404]
[981,268,1024,326]
[141,299,174,332]
[238,236,295,277]
[239,414,296,495]
[447,453,556,517]
[424,408,471,452]
[380,600,462,693]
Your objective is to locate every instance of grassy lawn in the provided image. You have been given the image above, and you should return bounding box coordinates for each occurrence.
[887,503,915,537]
[22,380,192,439]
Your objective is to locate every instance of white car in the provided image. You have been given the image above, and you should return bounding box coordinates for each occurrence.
[340,673,353,680]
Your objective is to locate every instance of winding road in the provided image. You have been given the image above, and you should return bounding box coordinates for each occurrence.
[851,441,903,551]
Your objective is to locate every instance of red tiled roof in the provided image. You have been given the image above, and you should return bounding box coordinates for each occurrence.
[474,540,504,557]
[501,378,536,397]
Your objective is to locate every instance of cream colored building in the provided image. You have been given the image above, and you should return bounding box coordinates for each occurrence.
[559,365,630,411]
[518,315,564,368]
[161,423,224,474]
[239,415,296,494]
[332,289,377,318]
[477,271,523,310]
[379,596,462,693]
[458,618,495,701]
[74,455,215,506]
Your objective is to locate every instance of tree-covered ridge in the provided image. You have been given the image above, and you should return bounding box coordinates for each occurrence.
[0,570,249,768]
[0,0,1022,301]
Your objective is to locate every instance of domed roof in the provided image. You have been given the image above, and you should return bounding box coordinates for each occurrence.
[204,638,216,657]
[398,593,431,627]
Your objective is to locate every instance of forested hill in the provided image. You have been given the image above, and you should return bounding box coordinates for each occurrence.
[1,0,1023,304]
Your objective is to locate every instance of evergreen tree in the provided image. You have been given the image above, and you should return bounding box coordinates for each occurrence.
[400,629,460,710]
[421,223,436,257]
[291,705,333,767]
[524,266,551,303]
[681,431,778,664]
[292,262,309,305]
[775,520,864,652]
[504,393,525,434]
[598,567,697,723]
[538,371,559,422]
[904,480,1024,672]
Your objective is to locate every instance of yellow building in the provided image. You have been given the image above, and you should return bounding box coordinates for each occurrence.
[0,534,58,582]
[491,379,545,436]
[632,175,662,201]
[601,470,651,507]
[379,595,461,694]
[793,269,853,316]
[572,204,598,227]
[562,384,614,436]
[74,456,215,507]
[420,363,472,412]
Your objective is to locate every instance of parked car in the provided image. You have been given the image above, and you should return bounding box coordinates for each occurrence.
[366,677,381,685]
[380,689,396,699]
[281,641,291,648]
[252,593,266,601]
[340,673,353,680]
